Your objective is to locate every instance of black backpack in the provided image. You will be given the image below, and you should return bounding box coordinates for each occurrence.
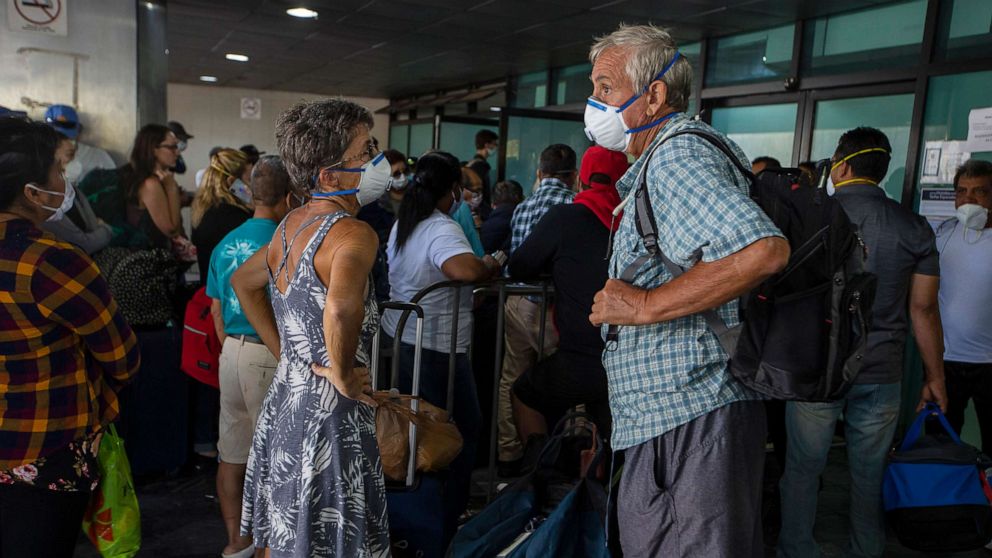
[617,128,876,401]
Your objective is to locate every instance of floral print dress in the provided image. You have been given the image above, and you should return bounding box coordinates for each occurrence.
[0,431,100,492]
[240,211,390,557]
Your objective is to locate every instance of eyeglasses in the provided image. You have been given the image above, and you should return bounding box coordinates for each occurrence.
[326,137,381,170]
[158,143,180,151]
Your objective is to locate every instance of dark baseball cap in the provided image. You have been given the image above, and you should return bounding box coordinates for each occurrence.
[167,121,194,140]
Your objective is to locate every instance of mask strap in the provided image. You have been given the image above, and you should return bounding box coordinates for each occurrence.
[626,111,681,135]
[311,188,359,199]
[832,178,879,188]
[830,147,890,172]
[616,51,682,113]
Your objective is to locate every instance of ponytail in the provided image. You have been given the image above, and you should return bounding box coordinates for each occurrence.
[394,151,461,251]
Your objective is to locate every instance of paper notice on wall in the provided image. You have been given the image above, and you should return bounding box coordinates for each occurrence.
[7,0,67,36]
[919,188,957,230]
[920,140,971,185]
[966,107,992,153]
[240,97,261,120]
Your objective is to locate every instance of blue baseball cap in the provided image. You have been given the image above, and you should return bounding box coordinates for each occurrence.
[44,104,81,139]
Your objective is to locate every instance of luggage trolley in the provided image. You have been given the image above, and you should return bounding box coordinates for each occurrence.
[373,296,464,557]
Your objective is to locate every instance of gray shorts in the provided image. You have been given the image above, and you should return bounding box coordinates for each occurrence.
[617,400,767,557]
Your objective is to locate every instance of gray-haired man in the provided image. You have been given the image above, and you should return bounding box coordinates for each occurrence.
[586,24,789,556]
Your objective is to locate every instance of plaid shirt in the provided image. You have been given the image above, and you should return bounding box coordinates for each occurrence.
[510,178,575,254]
[0,219,140,470]
[605,115,783,450]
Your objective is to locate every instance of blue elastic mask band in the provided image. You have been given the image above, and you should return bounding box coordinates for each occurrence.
[311,188,359,198]
[625,111,681,135]
[615,51,682,113]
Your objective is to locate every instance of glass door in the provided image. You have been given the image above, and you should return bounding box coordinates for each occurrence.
[807,89,915,201]
[498,108,588,195]
[709,101,800,167]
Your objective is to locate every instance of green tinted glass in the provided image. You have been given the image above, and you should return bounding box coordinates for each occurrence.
[504,117,588,196]
[554,63,593,106]
[389,124,409,156]
[810,94,915,201]
[935,0,992,61]
[438,121,499,179]
[802,0,926,76]
[710,103,798,167]
[705,25,794,87]
[512,71,549,109]
[408,122,434,158]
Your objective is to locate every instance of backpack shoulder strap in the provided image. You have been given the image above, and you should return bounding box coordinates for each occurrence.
[613,127,745,356]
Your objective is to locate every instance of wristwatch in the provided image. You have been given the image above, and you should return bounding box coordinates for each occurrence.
[490,250,507,267]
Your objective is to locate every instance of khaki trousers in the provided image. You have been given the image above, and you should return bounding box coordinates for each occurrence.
[498,296,557,461]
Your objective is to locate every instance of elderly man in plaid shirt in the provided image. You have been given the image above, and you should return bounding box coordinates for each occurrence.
[496,144,577,473]
[586,25,790,557]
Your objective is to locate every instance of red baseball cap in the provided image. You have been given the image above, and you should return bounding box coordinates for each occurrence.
[580,146,630,187]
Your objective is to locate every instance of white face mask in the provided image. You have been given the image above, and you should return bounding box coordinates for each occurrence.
[64,159,83,185]
[356,152,391,205]
[311,152,391,206]
[465,191,482,210]
[388,174,408,191]
[957,203,988,232]
[26,179,75,222]
[583,51,682,152]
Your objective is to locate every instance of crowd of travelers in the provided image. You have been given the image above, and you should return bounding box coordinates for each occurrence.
[2,22,991,558]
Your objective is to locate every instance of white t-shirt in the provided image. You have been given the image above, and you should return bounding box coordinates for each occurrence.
[381,210,474,353]
[66,142,115,185]
[937,219,992,363]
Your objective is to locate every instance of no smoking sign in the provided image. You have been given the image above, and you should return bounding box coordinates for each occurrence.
[8,0,68,36]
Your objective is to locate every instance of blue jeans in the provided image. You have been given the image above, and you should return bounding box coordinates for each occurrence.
[778,382,901,558]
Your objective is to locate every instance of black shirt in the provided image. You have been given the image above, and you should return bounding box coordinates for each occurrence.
[508,204,609,359]
[833,183,939,383]
[191,203,251,281]
[480,203,515,253]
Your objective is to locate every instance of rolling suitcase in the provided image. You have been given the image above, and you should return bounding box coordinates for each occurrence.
[373,302,459,558]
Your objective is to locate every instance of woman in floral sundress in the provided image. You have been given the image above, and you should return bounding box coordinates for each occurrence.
[232,99,393,557]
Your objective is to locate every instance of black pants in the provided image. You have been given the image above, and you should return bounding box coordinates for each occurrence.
[944,360,992,454]
[0,482,90,558]
[512,350,612,435]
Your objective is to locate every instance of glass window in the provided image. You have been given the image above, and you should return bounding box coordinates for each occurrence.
[438,120,499,168]
[810,94,915,201]
[914,71,992,199]
[389,124,409,155]
[512,71,549,109]
[408,122,434,158]
[705,25,794,87]
[802,0,926,76]
[935,0,992,61]
[554,63,592,106]
[710,103,798,167]
[504,116,588,195]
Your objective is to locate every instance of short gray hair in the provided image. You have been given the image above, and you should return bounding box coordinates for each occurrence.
[250,155,290,206]
[275,98,375,192]
[589,24,692,113]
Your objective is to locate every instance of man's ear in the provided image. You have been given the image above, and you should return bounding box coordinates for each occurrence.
[645,80,669,116]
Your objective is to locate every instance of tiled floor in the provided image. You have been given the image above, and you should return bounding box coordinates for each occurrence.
[75,447,988,557]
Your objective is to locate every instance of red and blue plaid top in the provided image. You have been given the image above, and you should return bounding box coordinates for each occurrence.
[0,218,140,470]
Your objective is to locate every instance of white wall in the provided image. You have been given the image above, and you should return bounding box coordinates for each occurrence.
[167,83,390,191]
[0,0,138,162]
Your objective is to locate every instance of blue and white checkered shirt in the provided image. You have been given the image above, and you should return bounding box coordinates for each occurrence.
[605,115,783,450]
[510,178,575,254]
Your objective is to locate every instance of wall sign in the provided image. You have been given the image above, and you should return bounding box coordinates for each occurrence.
[7,0,67,36]
[240,97,261,120]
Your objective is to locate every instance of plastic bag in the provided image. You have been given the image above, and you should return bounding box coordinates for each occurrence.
[374,391,463,481]
[82,424,141,558]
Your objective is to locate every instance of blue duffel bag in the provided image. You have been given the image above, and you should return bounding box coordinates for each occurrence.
[883,402,992,552]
